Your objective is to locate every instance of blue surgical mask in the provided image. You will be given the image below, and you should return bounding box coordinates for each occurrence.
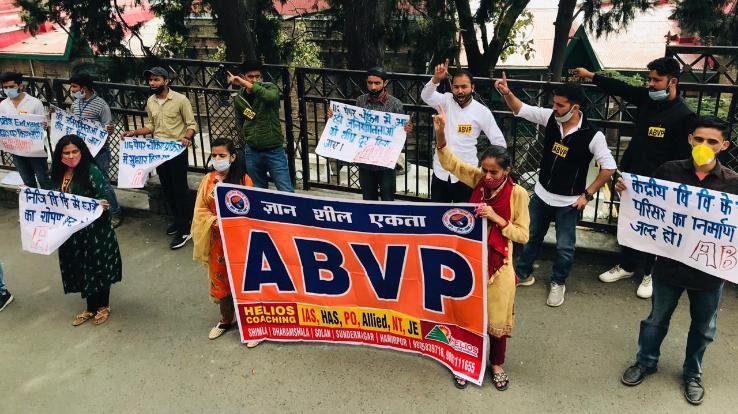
[212,159,231,172]
[648,89,669,101]
[72,91,85,100]
[3,88,19,99]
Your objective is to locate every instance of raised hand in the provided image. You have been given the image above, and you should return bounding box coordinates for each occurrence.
[494,71,510,96]
[572,67,595,80]
[432,59,449,84]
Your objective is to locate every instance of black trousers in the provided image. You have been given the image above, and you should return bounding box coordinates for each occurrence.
[86,288,110,312]
[156,150,194,234]
[359,167,396,201]
[431,175,473,203]
[619,245,656,275]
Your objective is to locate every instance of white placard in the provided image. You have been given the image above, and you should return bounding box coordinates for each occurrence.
[19,187,104,255]
[619,173,738,283]
[50,105,108,157]
[316,101,409,168]
[117,137,186,188]
[0,113,46,157]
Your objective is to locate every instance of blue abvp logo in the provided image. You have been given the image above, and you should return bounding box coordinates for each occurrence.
[224,190,250,215]
[442,208,475,234]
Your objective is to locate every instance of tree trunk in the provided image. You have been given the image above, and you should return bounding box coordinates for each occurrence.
[548,0,577,82]
[210,0,257,62]
[342,0,387,69]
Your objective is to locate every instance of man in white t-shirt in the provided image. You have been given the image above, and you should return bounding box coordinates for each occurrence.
[0,72,49,188]
[421,59,506,202]
[495,74,616,307]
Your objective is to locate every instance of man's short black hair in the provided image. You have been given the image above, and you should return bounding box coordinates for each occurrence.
[552,83,585,106]
[694,115,731,140]
[367,67,387,81]
[240,60,263,74]
[647,57,681,78]
[69,73,94,89]
[451,69,475,85]
[1,72,23,85]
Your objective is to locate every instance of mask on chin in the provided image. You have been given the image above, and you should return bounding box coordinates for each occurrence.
[150,85,166,95]
[554,106,577,124]
[368,89,383,98]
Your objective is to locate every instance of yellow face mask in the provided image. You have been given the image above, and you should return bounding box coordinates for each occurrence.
[691,144,715,166]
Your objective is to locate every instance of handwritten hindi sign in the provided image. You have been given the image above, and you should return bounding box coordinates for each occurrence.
[619,173,738,283]
[50,105,107,157]
[0,113,46,157]
[19,187,103,255]
[117,137,186,188]
[317,101,409,168]
[216,185,488,384]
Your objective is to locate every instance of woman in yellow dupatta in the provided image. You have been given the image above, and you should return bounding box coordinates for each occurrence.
[192,138,257,343]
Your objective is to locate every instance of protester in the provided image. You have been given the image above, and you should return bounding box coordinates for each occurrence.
[326,67,413,200]
[229,61,294,192]
[122,67,198,249]
[574,58,697,299]
[421,59,506,202]
[495,75,616,306]
[50,135,122,326]
[615,116,736,405]
[67,73,123,228]
[0,262,13,312]
[432,106,530,390]
[191,138,259,346]
[0,71,50,189]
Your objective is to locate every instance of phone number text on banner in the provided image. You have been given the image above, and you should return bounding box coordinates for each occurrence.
[215,185,488,385]
[619,173,738,282]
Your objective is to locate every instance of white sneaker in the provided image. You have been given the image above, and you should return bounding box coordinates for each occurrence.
[598,265,634,283]
[637,275,653,299]
[546,282,566,307]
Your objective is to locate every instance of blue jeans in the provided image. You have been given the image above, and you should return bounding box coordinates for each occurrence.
[93,146,121,215]
[13,155,50,189]
[244,145,294,192]
[636,276,723,379]
[0,262,6,294]
[515,193,579,285]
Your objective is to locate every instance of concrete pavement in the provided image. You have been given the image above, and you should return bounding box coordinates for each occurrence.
[1,206,737,413]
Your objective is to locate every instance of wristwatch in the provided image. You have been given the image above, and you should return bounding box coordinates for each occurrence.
[583,191,594,201]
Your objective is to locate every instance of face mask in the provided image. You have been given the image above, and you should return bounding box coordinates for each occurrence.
[72,91,85,100]
[554,106,577,124]
[150,85,166,95]
[368,89,383,98]
[483,174,507,191]
[453,93,472,107]
[62,156,81,168]
[212,159,231,172]
[648,89,669,101]
[691,144,715,166]
[3,88,19,99]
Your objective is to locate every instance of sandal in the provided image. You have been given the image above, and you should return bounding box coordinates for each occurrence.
[73,310,95,326]
[492,371,509,391]
[93,307,111,325]
[208,322,233,340]
[453,375,468,389]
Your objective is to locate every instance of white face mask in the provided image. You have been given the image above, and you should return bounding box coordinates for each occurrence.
[72,91,85,100]
[554,105,577,124]
[212,159,231,172]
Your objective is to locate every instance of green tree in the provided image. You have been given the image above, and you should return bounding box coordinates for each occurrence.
[671,0,737,45]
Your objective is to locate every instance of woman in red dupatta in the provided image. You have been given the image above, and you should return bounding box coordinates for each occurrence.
[432,107,530,391]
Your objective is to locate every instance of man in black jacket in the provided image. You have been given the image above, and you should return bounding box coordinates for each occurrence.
[614,116,736,405]
[574,58,697,299]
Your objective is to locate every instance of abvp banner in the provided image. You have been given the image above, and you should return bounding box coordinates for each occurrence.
[215,185,488,384]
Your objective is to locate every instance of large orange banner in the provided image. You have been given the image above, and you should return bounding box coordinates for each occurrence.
[216,185,488,384]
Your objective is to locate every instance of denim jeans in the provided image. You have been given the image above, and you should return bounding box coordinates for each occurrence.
[244,145,294,192]
[93,146,121,215]
[0,262,6,294]
[358,167,395,201]
[13,155,50,189]
[515,193,579,285]
[636,276,723,379]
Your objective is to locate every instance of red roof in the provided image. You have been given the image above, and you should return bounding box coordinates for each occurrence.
[272,0,330,17]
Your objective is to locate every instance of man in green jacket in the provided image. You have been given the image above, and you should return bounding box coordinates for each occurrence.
[228,61,294,192]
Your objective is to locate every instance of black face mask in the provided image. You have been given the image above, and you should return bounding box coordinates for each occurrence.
[150,85,166,95]
[368,89,383,98]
